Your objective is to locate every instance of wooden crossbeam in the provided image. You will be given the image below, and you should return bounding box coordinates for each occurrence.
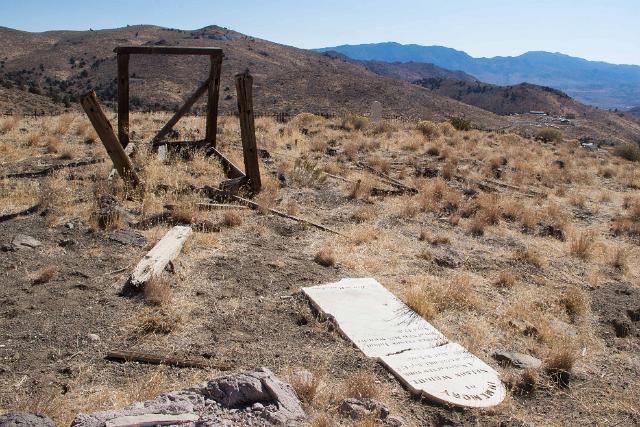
[152,79,211,145]
[114,46,223,56]
[206,146,245,179]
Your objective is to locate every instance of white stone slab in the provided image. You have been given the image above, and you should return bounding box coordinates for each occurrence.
[380,343,506,408]
[302,278,447,357]
[371,101,382,122]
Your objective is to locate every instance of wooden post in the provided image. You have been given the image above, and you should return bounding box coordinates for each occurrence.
[117,53,130,148]
[205,55,222,147]
[235,71,261,192]
[80,91,141,189]
[152,78,210,145]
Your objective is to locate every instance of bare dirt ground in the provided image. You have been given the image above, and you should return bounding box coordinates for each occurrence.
[1,112,639,426]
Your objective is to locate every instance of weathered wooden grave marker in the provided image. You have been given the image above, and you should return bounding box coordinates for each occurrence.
[371,100,382,123]
[302,278,506,408]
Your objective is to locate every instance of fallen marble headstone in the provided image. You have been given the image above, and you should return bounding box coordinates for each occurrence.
[302,278,505,408]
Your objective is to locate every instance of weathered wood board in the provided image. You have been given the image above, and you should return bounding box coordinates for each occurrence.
[128,225,192,287]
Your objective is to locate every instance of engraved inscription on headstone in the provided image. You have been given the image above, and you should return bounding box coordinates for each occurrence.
[371,101,382,123]
[302,278,446,357]
[380,343,506,408]
[302,278,506,408]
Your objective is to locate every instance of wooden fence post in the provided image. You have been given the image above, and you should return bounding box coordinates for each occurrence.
[117,53,130,148]
[205,55,222,147]
[80,91,141,189]
[235,70,261,193]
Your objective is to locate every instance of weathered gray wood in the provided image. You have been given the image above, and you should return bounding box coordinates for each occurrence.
[206,146,245,179]
[108,143,136,181]
[205,56,222,147]
[106,350,230,370]
[152,80,210,145]
[128,225,192,287]
[117,53,130,148]
[80,92,141,188]
[114,46,223,56]
[235,71,261,192]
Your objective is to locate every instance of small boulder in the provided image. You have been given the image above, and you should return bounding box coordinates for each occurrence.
[493,351,542,369]
[0,412,56,427]
[11,234,42,250]
[339,398,389,420]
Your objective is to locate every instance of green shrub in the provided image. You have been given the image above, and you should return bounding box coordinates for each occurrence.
[341,113,370,131]
[449,117,472,131]
[416,120,441,139]
[613,143,640,162]
[535,127,563,142]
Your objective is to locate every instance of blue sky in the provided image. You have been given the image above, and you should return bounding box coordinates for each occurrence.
[2,0,639,65]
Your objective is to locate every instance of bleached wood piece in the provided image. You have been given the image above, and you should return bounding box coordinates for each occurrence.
[128,225,192,287]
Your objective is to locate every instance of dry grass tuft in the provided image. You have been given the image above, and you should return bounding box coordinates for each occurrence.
[133,307,181,335]
[613,143,640,162]
[569,231,594,260]
[0,115,21,133]
[288,370,321,405]
[609,245,628,272]
[351,206,376,223]
[468,217,487,237]
[405,286,439,320]
[31,265,58,285]
[314,247,336,267]
[416,120,441,139]
[343,372,380,399]
[507,369,539,396]
[562,286,589,318]
[545,347,576,387]
[222,210,243,227]
[495,270,517,288]
[513,247,546,268]
[45,136,61,153]
[143,276,173,307]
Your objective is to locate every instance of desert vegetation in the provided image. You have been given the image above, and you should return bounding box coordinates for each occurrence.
[1,111,639,425]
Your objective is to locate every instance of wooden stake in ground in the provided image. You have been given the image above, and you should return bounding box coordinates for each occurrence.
[117,53,130,148]
[127,225,193,288]
[235,70,261,193]
[205,55,222,147]
[80,91,141,189]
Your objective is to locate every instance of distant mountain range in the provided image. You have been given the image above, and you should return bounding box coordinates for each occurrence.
[314,42,640,110]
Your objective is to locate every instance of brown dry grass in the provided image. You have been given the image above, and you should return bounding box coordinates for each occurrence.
[30,265,58,285]
[314,247,336,267]
[143,276,173,307]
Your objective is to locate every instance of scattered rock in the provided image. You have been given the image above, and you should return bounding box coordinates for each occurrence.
[415,166,439,178]
[433,254,459,269]
[87,333,100,342]
[108,229,148,247]
[538,222,565,241]
[385,415,405,427]
[11,234,42,249]
[105,413,199,427]
[339,398,389,420]
[611,319,631,338]
[493,351,542,369]
[549,319,578,338]
[0,412,56,427]
[96,194,120,229]
[58,238,77,248]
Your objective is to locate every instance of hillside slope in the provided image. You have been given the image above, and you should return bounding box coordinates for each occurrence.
[315,42,640,109]
[0,26,507,128]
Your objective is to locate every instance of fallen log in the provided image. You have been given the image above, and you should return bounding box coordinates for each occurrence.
[0,203,40,223]
[1,158,104,179]
[126,225,193,288]
[105,350,230,370]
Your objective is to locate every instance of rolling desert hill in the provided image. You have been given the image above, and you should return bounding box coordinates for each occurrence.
[315,42,640,110]
[0,25,507,128]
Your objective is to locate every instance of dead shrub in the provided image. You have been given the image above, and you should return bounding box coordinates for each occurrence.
[495,270,517,288]
[545,348,575,387]
[419,230,450,245]
[613,143,640,162]
[314,247,336,267]
[222,210,243,227]
[341,113,370,131]
[535,127,563,143]
[513,248,546,268]
[31,265,58,285]
[569,231,594,260]
[508,369,539,396]
[405,286,439,320]
[416,120,441,139]
[417,248,433,261]
[351,226,378,244]
[45,136,61,153]
[468,217,487,237]
[288,370,321,405]
[371,120,398,135]
[609,245,628,272]
[426,145,440,156]
[143,276,173,307]
[347,179,372,201]
[562,286,588,318]
[351,206,376,223]
[343,372,380,399]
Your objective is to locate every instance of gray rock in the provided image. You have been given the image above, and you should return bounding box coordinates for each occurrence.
[493,351,542,369]
[108,229,148,247]
[11,234,42,249]
[87,333,100,342]
[104,413,199,427]
[385,415,405,427]
[339,398,389,420]
[0,412,56,427]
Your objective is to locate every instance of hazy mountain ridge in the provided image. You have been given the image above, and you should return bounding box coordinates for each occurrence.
[314,42,640,109]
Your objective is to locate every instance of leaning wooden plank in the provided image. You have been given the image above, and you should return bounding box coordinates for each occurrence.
[105,350,230,370]
[235,71,261,192]
[152,79,210,145]
[108,143,136,181]
[80,91,141,189]
[127,225,192,288]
